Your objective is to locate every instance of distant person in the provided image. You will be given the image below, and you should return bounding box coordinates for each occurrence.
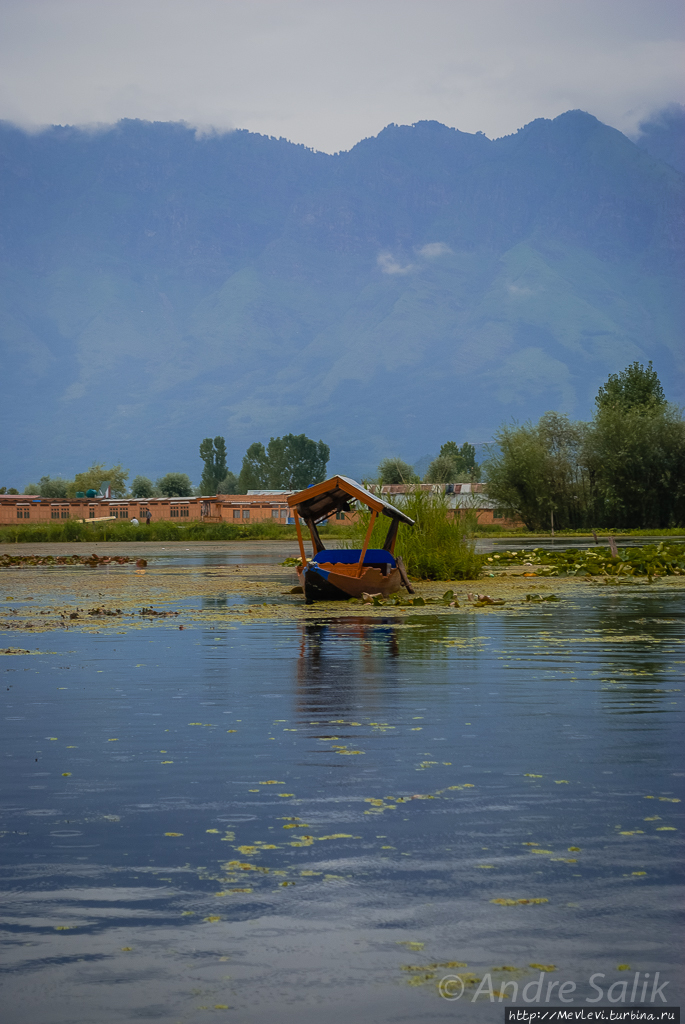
[130,517,139,526]
[145,510,152,526]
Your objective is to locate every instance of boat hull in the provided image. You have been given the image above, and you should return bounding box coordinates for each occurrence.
[297,563,402,603]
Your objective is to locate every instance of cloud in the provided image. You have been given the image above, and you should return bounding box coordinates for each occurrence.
[0,1,682,152]
[417,242,453,259]
[377,252,414,275]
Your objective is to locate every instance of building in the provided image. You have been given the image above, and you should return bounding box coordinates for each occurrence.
[0,484,521,529]
[369,482,523,529]
[0,492,355,526]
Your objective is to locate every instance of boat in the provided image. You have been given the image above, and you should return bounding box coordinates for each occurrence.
[287,475,415,604]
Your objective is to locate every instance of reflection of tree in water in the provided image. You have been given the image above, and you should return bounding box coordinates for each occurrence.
[296,617,400,717]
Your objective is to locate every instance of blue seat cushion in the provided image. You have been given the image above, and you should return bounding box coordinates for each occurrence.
[312,549,396,567]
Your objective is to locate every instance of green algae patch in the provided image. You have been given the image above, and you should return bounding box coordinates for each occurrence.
[2,547,684,635]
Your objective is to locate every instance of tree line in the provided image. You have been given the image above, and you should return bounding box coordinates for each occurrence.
[484,362,685,530]
[198,433,330,495]
[376,442,481,486]
[12,363,683,530]
[16,432,331,500]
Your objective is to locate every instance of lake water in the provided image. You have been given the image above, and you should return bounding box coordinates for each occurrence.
[1,552,683,1023]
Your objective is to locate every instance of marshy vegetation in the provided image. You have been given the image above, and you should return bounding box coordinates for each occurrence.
[350,489,484,581]
[487,541,685,578]
[0,519,291,544]
[0,518,360,545]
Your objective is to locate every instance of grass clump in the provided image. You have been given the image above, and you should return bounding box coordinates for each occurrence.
[350,490,484,580]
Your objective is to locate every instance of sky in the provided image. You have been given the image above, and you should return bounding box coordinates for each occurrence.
[0,0,683,152]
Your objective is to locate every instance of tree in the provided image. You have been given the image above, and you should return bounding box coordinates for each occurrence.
[596,360,666,412]
[484,363,685,530]
[483,413,590,531]
[238,434,330,492]
[584,401,685,529]
[377,457,418,485]
[199,436,228,494]
[238,441,269,492]
[130,475,155,498]
[156,472,193,497]
[423,455,458,483]
[425,442,481,482]
[70,463,128,498]
[24,475,72,499]
[216,472,240,494]
[264,434,330,490]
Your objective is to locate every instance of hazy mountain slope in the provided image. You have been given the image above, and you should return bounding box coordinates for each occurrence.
[0,111,682,486]
[635,104,685,175]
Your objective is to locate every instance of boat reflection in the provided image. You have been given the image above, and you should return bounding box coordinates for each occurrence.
[295,617,400,716]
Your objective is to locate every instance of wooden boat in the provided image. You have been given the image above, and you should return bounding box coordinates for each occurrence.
[287,475,415,604]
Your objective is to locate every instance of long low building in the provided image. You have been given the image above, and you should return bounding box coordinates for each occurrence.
[0,493,298,524]
[1,484,522,529]
[369,482,523,528]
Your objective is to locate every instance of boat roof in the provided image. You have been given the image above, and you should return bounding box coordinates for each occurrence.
[287,475,415,526]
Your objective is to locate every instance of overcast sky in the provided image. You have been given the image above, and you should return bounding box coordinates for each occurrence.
[0,0,683,151]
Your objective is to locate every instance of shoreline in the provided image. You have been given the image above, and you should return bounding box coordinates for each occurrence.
[2,556,684,639]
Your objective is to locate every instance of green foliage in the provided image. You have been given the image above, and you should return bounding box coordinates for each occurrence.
[491,541,685,578]
[1,519,298,543]
[217,472,240,494]
[485,362,685,530]
[23,476,71,499]
[596,360,666,412]
[238,442,268,491]
[585,402,685,528]
[130,475,155,498]
[238,434,330,491]
[70,463,128,498]
[350,489,484,580]
[267,434,329,489]
[425,443,481,483]
[156,472,193,497]
[423,455,457,483]
[377,458,419,485]
[484,413,590,531]
[199,436,228,494]
[7,487,18,495]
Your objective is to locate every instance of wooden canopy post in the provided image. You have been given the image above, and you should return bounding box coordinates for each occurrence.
[382,517,399,554]
[357,509,377,577]
[294,510,307,566]
[304,516,326,554]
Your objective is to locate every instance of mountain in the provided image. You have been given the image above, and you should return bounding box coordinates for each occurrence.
[0,110,683,487]
[635,104,685,175]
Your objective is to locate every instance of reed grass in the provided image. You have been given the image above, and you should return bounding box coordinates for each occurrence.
[350,489,484,580]
[0,519,360,544]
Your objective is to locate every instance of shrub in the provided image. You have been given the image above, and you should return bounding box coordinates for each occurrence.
[349,489,483,580]
[377,457,419,485]
[156,473,193,497]
[131,475,155,498]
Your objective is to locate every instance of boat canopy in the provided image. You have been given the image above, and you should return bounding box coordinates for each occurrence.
[287,475,415,526]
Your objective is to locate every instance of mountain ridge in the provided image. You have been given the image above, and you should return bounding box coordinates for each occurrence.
[0,109,682,486]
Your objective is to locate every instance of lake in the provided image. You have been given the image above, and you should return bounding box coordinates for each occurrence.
[1,544,683,1023]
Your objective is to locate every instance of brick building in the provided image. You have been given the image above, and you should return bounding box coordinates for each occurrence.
[1,484,521,529]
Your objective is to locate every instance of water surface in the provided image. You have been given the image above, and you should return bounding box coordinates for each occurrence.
[1,576,683,1023]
